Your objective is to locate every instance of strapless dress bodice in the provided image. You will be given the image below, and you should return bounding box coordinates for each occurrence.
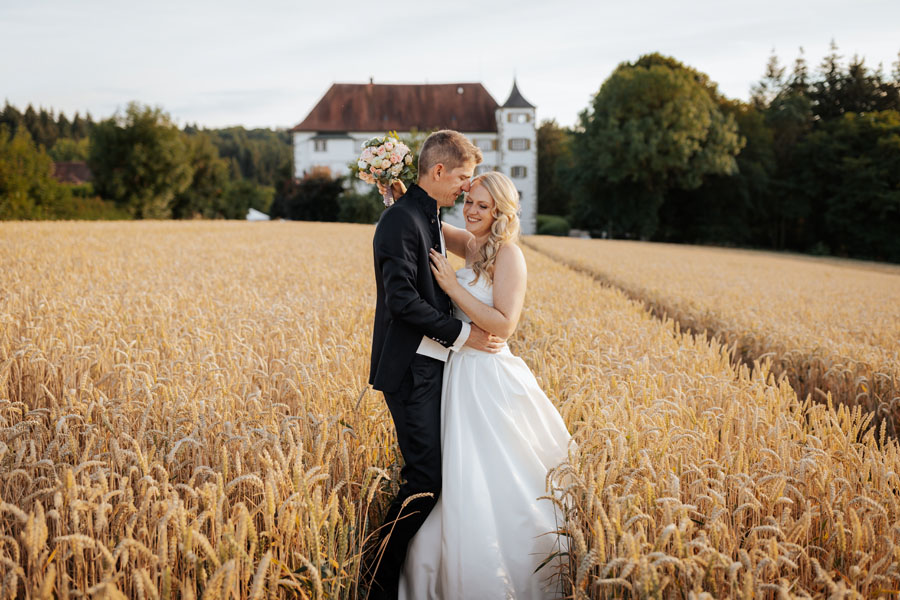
[453,267,493,323]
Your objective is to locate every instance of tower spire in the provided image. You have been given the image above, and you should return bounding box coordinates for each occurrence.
[502,78,535,109]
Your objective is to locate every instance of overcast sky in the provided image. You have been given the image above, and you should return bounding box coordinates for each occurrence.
[2,0,899,130]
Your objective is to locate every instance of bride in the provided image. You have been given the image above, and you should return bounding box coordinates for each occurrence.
[397,171,572,599]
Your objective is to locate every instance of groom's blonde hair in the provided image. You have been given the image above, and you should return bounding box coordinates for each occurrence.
[417,130,482,178]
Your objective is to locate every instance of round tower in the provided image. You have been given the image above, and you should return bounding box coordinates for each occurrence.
[495,79,537,235]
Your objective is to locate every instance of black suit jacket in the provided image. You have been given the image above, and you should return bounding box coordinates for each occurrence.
[369,184,464,392]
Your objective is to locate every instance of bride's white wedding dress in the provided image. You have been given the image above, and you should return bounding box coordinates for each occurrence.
[399,267,571,599]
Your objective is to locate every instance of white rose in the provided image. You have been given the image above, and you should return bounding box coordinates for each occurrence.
[404,155,413,165]
[358,160,367,169]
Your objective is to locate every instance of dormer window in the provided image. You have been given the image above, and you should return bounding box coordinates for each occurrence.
[507,113,531,123]
[314,140,327,152]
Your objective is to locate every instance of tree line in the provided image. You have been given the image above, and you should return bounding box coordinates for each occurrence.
[538,42,900,263]
[0,99,384,222]
[4,42,900,263]
[0,101,297,220]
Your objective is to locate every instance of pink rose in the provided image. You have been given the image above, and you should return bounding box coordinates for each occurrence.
[390,153,401,164]
[385,142,394,151]
[376,145,386,156]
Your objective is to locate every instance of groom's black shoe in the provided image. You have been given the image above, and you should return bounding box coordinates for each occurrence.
[355,576,393,600]
[359,565,396,600]
[362,582,396,600]
[359,537,397,600]
[367,492,438,600]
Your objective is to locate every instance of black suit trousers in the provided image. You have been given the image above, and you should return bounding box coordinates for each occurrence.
[370,353,443,598]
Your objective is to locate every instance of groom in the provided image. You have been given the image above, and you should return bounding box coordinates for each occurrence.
[367,130,503,598]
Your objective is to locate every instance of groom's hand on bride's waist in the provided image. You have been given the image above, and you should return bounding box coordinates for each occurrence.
[465,324,505,353]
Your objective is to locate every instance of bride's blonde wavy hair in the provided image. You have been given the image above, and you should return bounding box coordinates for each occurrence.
[469,171,521,285]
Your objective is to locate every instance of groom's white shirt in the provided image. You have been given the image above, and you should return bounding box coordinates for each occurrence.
[416,213,470,361]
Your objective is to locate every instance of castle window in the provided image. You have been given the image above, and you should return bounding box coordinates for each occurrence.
[314,140,327,152]
[511,166,527,178]
[475,138,497,151]
[509,138,530,151]
[507,113,531,123]
[475,164,493,175]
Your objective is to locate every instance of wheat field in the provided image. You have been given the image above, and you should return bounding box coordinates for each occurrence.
[525,236,900,438]
[1,222,899,599]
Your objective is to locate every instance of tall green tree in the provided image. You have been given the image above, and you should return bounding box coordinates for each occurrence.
[71,112,93,139]
[751,52,787,110]
[89,102,193,218]
[795,110,900,261]
[0,126,56,218]
[0,103,23,139]
[571,53,744,238]
[57,112,71,139]
[810,41,900,121]
[0,125,116,220]
[759,51,816,249]
[171,133,230,219]
[23,106,39,144]
[36,109,59,149]
[536,119,574,217]
[656,100,775,245]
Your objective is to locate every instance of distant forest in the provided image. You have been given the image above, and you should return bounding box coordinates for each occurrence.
[0,100,386,222]
[538,42,900,262]
[3,40,900,263]
[0,103,291,187]
[0,102,296,220]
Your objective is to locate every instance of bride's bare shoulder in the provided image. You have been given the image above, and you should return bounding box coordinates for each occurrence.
[496,242,526,273]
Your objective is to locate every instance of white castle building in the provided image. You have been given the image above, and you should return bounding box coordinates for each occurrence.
[291,79,537,234]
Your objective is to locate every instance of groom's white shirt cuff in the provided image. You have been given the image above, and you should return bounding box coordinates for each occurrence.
[416,217,471,361]
[416,322,471,362]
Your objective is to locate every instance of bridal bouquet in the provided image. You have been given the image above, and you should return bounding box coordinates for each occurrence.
[353,132,415,207]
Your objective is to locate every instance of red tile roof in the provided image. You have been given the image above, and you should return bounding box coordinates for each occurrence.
[52,161,93,184]
[292,83,500,133]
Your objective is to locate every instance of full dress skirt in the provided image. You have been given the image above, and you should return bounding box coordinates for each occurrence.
[398,268,571,599]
